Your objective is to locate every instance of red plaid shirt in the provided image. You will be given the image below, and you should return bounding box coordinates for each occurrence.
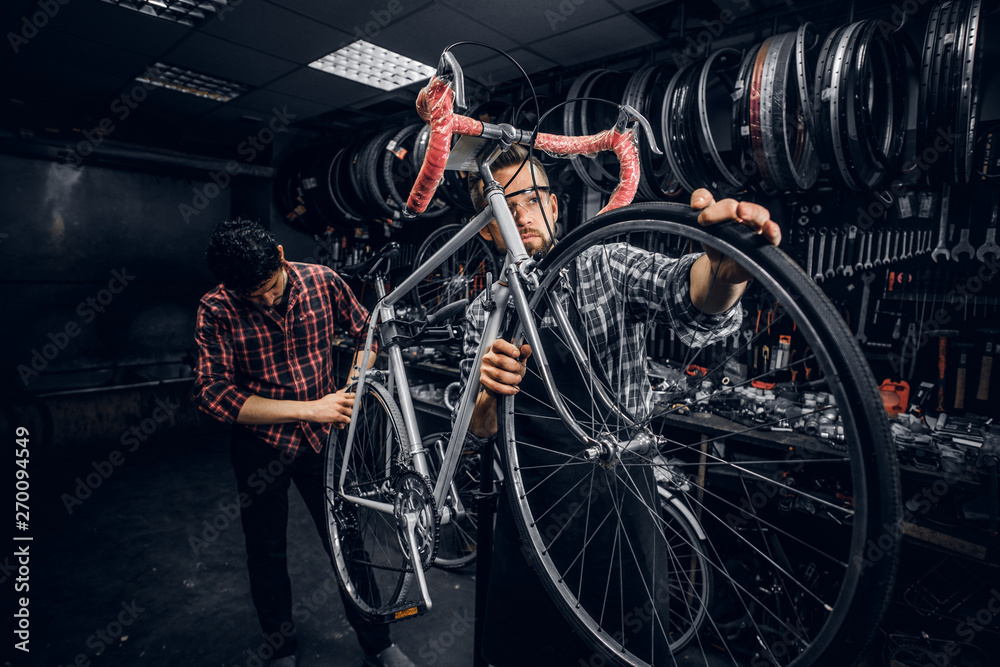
[194,262,371,457]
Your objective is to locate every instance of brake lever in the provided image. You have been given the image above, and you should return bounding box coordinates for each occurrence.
[437,51,467,113]
[616,103,663,156]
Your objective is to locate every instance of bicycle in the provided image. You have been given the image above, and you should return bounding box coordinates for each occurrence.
[324,47,901,667]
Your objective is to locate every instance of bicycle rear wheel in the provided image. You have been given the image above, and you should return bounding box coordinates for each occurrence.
[499,203,900,666]
[324,379,415,623]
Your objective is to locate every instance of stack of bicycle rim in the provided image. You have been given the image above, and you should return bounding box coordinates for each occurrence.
[563,69,634,195]
[661,48,746,196]
[918,0,985,185]
[811,18,909,191]
[622,62,679,200]
[732,25,822,193]
[352,129,452,220]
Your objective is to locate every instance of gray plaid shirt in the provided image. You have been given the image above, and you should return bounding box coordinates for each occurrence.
[460,244,742,421]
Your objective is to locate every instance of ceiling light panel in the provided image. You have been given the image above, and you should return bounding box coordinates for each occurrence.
[100,0,231,27]
[309,41,436,91]
[137,63,247,102]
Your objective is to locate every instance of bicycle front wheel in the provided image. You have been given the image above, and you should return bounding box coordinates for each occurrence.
[324,379,414,623]
[499,203,900,666]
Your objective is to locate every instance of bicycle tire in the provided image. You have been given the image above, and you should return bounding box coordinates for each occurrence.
[424,432,482,570]
[498,203,900,667]
[324,379,415,623]
[410,223,500,314]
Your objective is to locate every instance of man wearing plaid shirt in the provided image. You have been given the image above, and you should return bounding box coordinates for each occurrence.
[194,219,413,667]
[461,145,781,666]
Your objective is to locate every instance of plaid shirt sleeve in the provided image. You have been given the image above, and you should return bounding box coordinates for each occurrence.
[601,245,742,347]
[193,302,252,424]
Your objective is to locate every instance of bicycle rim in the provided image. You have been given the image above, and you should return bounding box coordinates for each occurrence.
[325,379,413,622]
[499,203,900,667]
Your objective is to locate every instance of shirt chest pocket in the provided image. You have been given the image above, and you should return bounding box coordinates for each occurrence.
[288,309,328,348]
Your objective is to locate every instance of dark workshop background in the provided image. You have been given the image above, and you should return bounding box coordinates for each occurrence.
[1,0,999,666]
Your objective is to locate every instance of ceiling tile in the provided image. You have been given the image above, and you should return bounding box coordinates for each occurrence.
[37,0,190,57]
[267,67,382,107]
[369,4,517,67]
[266,0,434,34]
[200,2,353,63]
[195,102,306,136]
[139,87,224,117]
[462,48,558,89]
[529,15,660,66]
[442,0,622,44]
[0,1,37,20]
[230,88,331,121]
[608,0,677,11]
[10,28,152,80]
[162,33,298,87]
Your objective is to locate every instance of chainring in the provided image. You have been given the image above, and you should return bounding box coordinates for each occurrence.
[391,470,439,571]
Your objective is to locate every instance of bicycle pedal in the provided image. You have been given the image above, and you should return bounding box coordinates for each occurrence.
[373,600,430,624]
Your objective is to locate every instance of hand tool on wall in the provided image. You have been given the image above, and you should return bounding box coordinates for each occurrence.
[775,335,791,369]
[856,272,875,345]
[932,183,952,262]
[806,227,816,277]
[873,229,884,267]
[856,229,868,271]
[935,330,959,412]
[825,228,839,279]
[814,228,827,282]
[951,198,976,261]
[952,342,975,410]
[882,229,894,265]
[975,329,998,402]
[843,225,856,276]
[975,193,999,263]
[903,322,918,381]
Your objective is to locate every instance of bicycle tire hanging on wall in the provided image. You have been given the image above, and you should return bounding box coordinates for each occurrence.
[918,0,985,185]
[811,19,909,192]
[662,48,746,196]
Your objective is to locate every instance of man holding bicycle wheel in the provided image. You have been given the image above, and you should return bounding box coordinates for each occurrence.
[193,219,414,667]
[461,145,780,665]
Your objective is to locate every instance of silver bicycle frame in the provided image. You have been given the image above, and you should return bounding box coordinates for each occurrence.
[336,155,606,518]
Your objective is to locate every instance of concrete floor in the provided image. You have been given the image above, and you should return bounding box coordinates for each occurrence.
[12,424,1000,667]
[20,430,477,667]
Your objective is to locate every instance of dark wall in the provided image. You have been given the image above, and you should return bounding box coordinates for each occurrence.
[3,153,229,393]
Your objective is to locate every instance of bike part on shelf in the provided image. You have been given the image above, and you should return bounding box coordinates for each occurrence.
[499,204,900,667]
[409,223,500,314]
[325,379,427,624]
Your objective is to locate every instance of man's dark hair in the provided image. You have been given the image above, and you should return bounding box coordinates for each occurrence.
[205,218,282,296]
[466,144,550,211]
